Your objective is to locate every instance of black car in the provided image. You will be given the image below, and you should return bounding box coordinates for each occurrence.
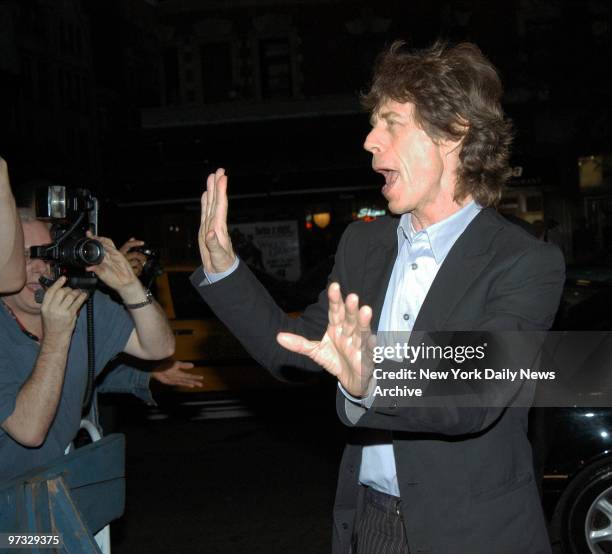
[534,266,612,553]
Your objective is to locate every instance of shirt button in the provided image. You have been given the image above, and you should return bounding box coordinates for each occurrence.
[403,314,410,321]
[411,263,418,270]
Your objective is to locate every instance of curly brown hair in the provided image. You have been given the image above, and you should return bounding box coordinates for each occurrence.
[362,40,513,207]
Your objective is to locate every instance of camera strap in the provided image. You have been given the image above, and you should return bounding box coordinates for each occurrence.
[81,294,96,416]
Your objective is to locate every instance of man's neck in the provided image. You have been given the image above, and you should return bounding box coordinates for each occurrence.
[410,194,474,231]
[1,299,43,339]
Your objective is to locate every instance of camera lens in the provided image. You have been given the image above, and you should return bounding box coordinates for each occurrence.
[58,237,104,267]
[77,239,104,265]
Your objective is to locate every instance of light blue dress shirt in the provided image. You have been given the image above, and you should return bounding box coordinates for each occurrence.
[352,201,482,497]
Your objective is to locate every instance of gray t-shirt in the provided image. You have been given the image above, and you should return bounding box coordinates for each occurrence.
[0,290,134,482]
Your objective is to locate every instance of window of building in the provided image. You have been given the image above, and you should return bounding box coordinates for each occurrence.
[200,42,233,103]
[163,47,180,105]
[259,38,292,99]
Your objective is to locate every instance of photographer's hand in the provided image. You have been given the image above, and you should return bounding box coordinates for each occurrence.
[86,232,141,293]
[41,275,89,338]
[85,232,175,360]
[198,168,236,273]
[119,237,147,277]
[1,277,88,447]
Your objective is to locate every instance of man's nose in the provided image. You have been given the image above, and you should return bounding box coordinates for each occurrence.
[28,258,50,275]
[363,128,381,154]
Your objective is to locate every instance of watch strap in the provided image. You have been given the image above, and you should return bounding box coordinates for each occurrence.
[124,288,153,310]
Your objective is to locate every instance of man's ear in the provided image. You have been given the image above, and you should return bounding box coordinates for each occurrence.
[441,118,469,156]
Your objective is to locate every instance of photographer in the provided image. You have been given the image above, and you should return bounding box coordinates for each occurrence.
[120,238,147,278]
[0,158,25,293]
[0,210,174,481]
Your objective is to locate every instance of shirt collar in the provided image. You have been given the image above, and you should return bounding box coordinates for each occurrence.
[397,201,482,264]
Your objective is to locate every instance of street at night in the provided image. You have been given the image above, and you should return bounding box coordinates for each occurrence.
[106,385,344,554]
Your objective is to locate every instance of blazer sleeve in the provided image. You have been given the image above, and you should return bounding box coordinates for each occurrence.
[338,240,566,436]
[190,225,355,382]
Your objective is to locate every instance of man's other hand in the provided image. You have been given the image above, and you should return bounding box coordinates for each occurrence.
[151,360,204,388]
[41,276,89,338]
[119,237,147,277]
[198,168,236,273]
[277,282,376,398]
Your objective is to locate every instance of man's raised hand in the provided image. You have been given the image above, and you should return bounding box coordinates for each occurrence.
[198,168,236,274]
[277,282,376,398]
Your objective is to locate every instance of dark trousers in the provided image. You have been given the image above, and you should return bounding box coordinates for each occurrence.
[354,487,409,554]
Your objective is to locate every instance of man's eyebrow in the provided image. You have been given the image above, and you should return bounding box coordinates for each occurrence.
[370,110,403,125]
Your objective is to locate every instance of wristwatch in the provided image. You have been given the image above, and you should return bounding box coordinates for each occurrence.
[124,288,154,310]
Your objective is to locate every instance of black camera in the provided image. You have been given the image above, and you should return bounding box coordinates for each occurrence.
[128,244,163,289]
[29,186,104,291]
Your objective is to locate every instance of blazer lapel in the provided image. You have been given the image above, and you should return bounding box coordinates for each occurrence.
[415,208,504,331]
[361,217,398,331]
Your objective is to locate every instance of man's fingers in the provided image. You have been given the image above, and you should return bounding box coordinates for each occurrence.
[42,276,67,302]
[179,375,204,386]
[277,332,318,355]
[119,239,144,254]
[200,190,208,230]
[327,282,345,327]
[215,172,229,226]
[57,288,80,307]
[48,275,67,291]
[56,288,86,308]
[205,173,216,221]
[67,290,89,312]
[209,167,225,223]
[206,168,224,221]
[176,361,195,370]
[87,232,117,252]
[98,236,117,250]
[343,293,360,334]
[214,167,225,184]
[357,305,373,332]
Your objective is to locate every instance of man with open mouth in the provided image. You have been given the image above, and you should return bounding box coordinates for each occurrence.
[191,40,564,553]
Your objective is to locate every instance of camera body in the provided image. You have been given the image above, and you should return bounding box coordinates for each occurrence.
[128,244,163,289]
[30,186,104,290]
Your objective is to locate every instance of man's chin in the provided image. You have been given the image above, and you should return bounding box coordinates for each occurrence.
[386,199,411,216]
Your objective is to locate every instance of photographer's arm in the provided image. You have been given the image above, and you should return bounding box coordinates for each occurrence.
[121,283,175,359]
[0,159,25,293]
[86,234,174,360]
[1,278,88,446]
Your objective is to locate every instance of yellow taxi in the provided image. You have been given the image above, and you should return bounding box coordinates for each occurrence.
[154,265,305,393]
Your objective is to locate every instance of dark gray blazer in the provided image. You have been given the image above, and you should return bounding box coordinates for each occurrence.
[191,208,565,554]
